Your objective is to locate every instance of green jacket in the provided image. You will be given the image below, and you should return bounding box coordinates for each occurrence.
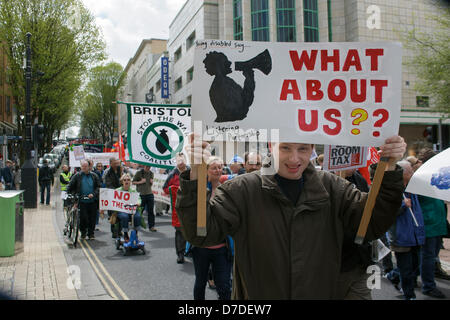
[418,195,447,238]
[176,163,404,299]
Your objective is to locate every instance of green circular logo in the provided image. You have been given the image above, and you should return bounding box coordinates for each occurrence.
[142,122,184,160]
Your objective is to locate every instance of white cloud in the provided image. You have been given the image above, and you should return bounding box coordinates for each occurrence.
[82,0,186,68]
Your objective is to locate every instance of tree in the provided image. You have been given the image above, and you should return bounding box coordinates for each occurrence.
[0,0,105,157]
[403,6,450,117]
[79,62,124,145]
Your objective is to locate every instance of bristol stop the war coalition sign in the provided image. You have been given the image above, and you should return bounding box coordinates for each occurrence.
[192,40,402,146]
[127,105,191,169]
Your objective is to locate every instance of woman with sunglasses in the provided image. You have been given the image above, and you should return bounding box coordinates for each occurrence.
[116,173,142,241]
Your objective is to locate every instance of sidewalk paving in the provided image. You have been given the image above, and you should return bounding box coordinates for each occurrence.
[0,201,79,300]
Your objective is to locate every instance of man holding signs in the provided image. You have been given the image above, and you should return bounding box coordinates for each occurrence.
[176,134,406,299]
[177,40,407,299]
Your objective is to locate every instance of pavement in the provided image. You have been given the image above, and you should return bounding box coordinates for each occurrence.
[1,184,449,300]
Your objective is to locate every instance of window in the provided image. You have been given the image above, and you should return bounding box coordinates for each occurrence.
[186,67,194,83]
[233,0,243,40]
[174,47,182,63]
[187,31,196,50]
[276,0,296,42]
[0,96,3,114]
[6,96,10,115]
[175,77,182,92]
[177,101,183,105]
[251,0,270,41]
[187,95,192,104]
[156,80,161,92]
[304,0,319,42]
[416,96,429,108]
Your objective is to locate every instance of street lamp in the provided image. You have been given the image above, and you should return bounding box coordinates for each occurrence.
[21,32,37,208]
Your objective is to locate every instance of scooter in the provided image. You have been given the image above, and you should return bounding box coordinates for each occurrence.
[115,205,146,256]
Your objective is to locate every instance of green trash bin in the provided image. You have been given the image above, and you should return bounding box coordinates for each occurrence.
[0,190,24,257]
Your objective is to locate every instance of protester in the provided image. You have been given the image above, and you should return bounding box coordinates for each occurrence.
[132,165,156,232]
[416,148,448,298]
[93,162,105,228]
[38,159,54,205]
[316,154,324,169]
[59,165,72,207]
[163,153,189,263]
[177,133,406,299]
[336,168,373,300]
[229,155,245,175]
[388,160,425,300]
[116,173,142,242]
[188,156,232,300]
[13,163,21,190]
[67,160,101,240]
[104,158,124,238]
[243,151,262,173]
[2,160,15,190]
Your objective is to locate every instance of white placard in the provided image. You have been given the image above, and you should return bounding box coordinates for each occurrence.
[152,172,171,205]
[192,40,402,146]
[69,152,119,168]
[99,188,140,213]
[72,145,85,161]
[406,148,450,202]
[323,145,368,172]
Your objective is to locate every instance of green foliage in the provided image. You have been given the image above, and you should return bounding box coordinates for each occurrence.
[79,62,124,145]
[0,0,105,154]
[403,7,450,118]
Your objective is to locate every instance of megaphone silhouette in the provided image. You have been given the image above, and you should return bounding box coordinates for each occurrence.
[235,49,272,75]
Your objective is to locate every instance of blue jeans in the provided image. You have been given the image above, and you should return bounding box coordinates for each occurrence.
[420,236,442,292]
[118,212,141,233]
[140,194,155,228]
[40,181,51,204]
[192,246,232,300]
[395,246,420,299]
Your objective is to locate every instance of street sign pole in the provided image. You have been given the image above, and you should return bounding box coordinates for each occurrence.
[21,33,37,208]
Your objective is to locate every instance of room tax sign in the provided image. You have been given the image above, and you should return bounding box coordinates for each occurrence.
[126,104,191,169]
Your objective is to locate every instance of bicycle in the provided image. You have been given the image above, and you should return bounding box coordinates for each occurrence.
[63,194,90,248]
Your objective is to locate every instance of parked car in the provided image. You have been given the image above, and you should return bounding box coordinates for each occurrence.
[44,153,60,168]
[38,157,55,173]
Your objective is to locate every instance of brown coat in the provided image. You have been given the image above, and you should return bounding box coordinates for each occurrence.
[176,163,403,299]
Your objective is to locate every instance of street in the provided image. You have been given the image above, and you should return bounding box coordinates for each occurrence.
[50,174,450,301]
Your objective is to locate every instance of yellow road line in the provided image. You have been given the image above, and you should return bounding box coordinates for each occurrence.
[82,239,130,300]
[78,240,119,300]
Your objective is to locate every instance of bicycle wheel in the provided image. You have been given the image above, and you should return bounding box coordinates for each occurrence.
[72,209,80,247]
[67,207,74,240]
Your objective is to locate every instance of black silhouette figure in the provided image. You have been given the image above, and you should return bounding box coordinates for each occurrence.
[203,49,272,122]
[156,129,170,154]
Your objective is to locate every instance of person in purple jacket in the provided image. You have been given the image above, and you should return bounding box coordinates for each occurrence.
[388,160,425,300]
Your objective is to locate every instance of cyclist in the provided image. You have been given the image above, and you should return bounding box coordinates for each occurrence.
[116,173,142,242]
[60,165,72,207]
[67,160,101,240]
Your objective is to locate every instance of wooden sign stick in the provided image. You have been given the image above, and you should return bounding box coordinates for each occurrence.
[197,160,208,236]
[354,157,392,245]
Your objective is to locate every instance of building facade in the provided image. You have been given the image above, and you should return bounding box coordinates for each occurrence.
[121,0,449,156]
[0,42,19,164]
[118,39,168,137]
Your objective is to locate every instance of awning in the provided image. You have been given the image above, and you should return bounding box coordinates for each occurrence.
[0,121,17,134]
[400,110,450,125]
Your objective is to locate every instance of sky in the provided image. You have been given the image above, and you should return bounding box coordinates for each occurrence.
[82,0,187,68]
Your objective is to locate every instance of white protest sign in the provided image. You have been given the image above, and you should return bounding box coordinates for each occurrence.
[69,152,119,168]
[99,188,140,213]
[126,104,191,169]
[406,148,450,202]
[72,145,85,161]
[323,145,368,172]
[192,40,402,146]
[152,172,171,206]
